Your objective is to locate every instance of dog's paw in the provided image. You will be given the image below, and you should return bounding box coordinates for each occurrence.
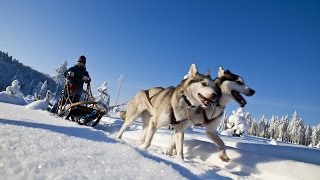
[139,144,148,149]
[219,154,230,162]
[115,134,121,139]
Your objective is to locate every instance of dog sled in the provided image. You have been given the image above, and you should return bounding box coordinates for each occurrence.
[52,80,106,127]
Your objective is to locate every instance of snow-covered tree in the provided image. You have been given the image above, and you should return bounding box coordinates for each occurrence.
[268,115,277,139]
[257,115,268,138]
[304,125,312,146]
[226,108,249,137]
[296,118,305,145]
[248,120,258,136]
[0,51,57,96]
[279,114,290,142]
[244,111,254,133]
[94,81,110,111]
[115,74,125,107]
[218,111,228,131]
[53,61,68,98]
[39,80,48,99]
[311,124,320,147]
[33,81,43,99]
[287,111,300,143]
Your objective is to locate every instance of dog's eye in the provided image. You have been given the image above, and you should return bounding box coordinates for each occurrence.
[201,82,207,86]
[236,81,244,85]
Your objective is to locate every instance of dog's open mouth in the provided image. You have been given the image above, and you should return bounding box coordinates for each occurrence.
[198,93,214,106]
[231,90,247,107]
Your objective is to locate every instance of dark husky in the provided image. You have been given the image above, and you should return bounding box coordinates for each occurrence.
[166,66,255,161]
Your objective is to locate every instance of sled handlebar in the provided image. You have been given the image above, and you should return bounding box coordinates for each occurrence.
[66,74,91,84]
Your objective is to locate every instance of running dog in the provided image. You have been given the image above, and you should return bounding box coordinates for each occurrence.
[166,66,255,161]
[116,64,219,158]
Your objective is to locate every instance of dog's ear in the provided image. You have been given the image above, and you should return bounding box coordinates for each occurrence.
[188,64,198,79]
[205,69,210,77]
[218,66,224,78]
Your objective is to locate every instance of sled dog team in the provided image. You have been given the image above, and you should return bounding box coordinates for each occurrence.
[116,64,255,162]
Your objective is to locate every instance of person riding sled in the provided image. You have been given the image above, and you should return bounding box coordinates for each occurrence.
[64,55,91,103]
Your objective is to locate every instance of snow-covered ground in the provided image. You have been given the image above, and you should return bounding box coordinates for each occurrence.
[1,102,319,180]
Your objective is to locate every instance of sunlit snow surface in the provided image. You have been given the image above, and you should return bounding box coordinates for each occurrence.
[1,102,319,180]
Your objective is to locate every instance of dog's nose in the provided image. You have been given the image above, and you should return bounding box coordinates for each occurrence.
[211,93,218,100]
[249,89,255,96]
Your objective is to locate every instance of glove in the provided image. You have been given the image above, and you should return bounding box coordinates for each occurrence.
[67,71,74,77]
[82,76,91,83]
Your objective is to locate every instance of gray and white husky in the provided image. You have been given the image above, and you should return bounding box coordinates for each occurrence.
[116,66,255,161]
[166,66,255,161]
[116,64,219,155]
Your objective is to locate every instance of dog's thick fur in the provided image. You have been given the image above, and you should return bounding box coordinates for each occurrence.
[166,67,255,161]
[116,64,218,159]
[118,111,127,121]
[118,67,255,162]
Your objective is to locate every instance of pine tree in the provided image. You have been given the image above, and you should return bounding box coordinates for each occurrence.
[305,125,312,146]
[268,115,276,139]
[311,124,320,147]
[39,80,48,99]
[244,112,254,134]
[115,74,125,107]
[257,115,267,138]
[218,111,228,131]
[278,115,289,141]
[53,61,68,98]
[296,118,305,145]
[0,51,58,96]
[249,120,258,136]
[34,81,43,99]
[287,111,300,143]
[274,116,280,140]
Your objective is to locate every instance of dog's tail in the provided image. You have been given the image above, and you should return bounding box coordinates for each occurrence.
[118,111,126,121]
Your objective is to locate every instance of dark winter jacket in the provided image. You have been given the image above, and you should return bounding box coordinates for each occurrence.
[64,65,90,90]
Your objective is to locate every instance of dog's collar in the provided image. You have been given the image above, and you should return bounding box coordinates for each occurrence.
[182,94,193,107]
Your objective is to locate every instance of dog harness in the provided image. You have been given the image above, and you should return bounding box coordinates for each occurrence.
[192,106,224,127]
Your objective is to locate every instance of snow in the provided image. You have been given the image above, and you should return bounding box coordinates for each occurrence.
[220,129,234,136]
[0,80,28,105]
[1,102,320,180]
[0,91,27,105]
[24,99,50,110]
[226,108,248,136]
[25,91,51,110]
[269,139,278,145]
[94,81,110,111]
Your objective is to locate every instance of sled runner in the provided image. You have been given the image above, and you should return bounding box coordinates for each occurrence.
[53,79,106,127]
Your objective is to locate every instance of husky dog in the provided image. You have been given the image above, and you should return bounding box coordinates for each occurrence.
[116,64,219,155]
[116,87,165,143]
[166,66,255,161]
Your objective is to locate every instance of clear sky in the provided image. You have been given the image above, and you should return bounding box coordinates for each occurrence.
[1,0,319,125]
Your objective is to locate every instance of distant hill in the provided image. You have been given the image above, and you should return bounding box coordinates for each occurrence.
[0,51,57,97]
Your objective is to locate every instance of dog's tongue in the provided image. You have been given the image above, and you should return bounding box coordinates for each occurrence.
[231,90,246,107]
[199,93,214,106]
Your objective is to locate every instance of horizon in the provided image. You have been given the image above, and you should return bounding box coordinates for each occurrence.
[0,0,319,126]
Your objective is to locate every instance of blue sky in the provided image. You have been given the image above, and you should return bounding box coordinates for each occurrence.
[0,0,319,125]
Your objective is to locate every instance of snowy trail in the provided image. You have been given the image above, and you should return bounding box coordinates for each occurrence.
[96,115,320,180]
[1,102,320,180]
[0,103,197,180]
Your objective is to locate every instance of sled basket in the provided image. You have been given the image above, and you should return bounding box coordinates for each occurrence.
[52,80,106,127]
[65,104,103,127]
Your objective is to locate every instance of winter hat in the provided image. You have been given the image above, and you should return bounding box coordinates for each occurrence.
[78,55,86,64]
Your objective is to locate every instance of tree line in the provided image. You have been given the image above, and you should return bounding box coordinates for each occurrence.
[0,51,67,100]
[219,110,320,147]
